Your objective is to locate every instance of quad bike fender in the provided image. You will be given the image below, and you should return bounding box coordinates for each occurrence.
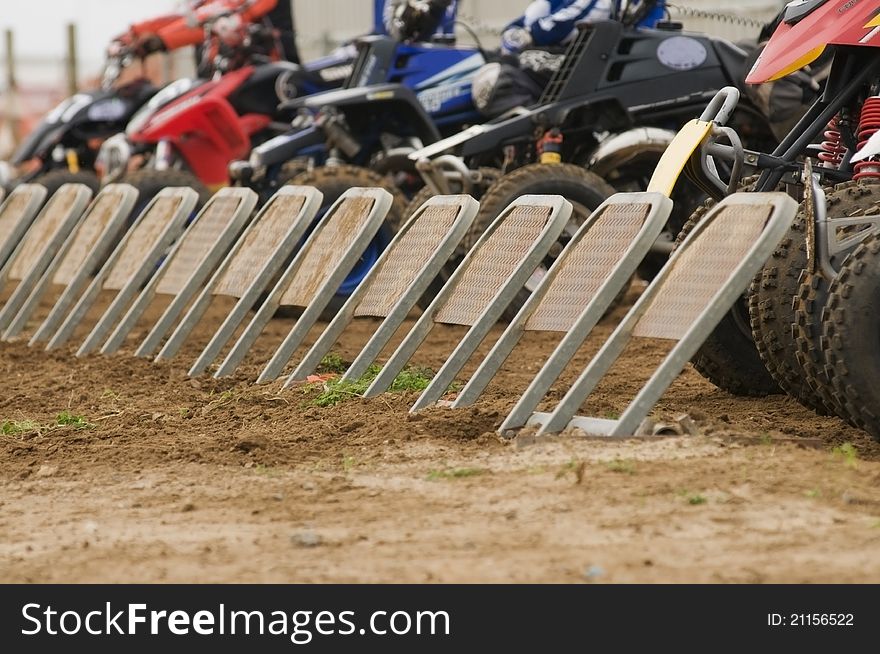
[282,84,441,145]
[130,94,253,186]
[11,123,69,165]
[249,125,326,168]
[458,111,537,158]
[456,94,631,159]
[544,95,632,133]
[586,127,678,177]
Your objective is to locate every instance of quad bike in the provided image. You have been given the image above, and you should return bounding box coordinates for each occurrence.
[99,7,347,210]
[635,0,880,442]
[235,29,486,200]
[403,1,775,315]
[0,40,160,196]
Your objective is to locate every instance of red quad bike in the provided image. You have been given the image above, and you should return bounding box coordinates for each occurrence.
[665,0,880,441]
[100,9,301,208]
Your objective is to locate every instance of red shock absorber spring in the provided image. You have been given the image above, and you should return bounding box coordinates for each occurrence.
[817,115,846,167]
[854,96,880,180]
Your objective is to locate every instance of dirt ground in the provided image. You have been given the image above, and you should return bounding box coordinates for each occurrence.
[1,286,880,583]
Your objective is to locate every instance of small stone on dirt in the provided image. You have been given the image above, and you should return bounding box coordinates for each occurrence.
[36,464,58,478]
[513,432,536,449]
[291,531,323,548]
[339,421,364,433]
[181,502,196,513]
[842,491,877,506]
[234,438,266,453]
[676,414,699,435]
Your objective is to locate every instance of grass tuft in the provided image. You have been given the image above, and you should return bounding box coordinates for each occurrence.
[312,365,435,407]
[427,467,486,481]
[318,352,347,374]
[605,459,636,475]
[56,411,94,430]
[831,442,858,468]
[2,411,95,436]
[1,419,41,436]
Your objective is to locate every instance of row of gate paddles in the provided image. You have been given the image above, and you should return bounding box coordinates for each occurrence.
[0,180,797,437]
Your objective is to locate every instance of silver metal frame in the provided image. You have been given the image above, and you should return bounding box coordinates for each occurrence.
[513,192,798,438]
[272,194,480,386]
[206,187,394,378]
[0,184,92,323]
[152,185,323,364]
[2,184,138,340]
[40,187,198,352]
[97,187,257,355]
[437,192,673,415]
[356,194,572,398]
[0,184,47,270]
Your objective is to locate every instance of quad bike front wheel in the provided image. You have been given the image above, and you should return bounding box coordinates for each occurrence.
[31,169,100,197]
[790,181,880,424]
[452,163,615,322]
[401,167,503,224]
[287,164,407,319]
[121,168,212,223]
[748,210,833,414]
[822,232,880,441]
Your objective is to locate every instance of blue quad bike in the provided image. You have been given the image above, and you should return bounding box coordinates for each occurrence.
[229,29,487,309]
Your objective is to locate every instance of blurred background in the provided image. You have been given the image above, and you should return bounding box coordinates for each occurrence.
[0,0,787,156]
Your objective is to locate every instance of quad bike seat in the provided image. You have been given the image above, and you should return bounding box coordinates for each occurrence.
[712,39,753,91]
[228,61,309,118]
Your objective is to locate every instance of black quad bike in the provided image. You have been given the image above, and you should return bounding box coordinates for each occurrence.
[404,12,774,315]
[1,45,159,196]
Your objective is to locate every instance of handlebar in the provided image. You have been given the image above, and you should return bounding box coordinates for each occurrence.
[101,46,135,90]
[698,86,740,125]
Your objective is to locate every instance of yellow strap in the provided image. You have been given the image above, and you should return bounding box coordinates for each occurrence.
[65,150,80,174]
[646,119,712,197]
